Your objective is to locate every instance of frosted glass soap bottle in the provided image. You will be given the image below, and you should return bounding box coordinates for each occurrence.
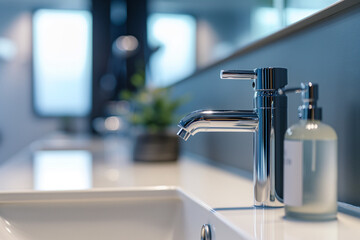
[284,83,337,221]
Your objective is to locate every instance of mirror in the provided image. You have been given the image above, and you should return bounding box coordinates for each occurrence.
[147,0,340,86]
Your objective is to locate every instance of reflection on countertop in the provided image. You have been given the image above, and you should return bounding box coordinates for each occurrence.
[33,150,93,190]
[0,133,254,208]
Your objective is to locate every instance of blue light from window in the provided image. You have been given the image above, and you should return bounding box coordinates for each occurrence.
[33,9,92,116]
[147,14,196,87]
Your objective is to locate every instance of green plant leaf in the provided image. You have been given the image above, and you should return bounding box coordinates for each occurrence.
[124,71,190,131]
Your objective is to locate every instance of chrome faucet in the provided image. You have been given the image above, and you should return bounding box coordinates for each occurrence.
[177,68,288,207]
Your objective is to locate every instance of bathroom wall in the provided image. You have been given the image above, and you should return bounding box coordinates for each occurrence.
[172,4,360,206]
[0,8,60,162]
[0,1,90,162]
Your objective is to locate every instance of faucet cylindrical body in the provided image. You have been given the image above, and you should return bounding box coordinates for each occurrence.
[254,90,287,207]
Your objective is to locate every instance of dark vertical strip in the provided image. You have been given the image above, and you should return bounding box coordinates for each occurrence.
[125,0,148,90]
[91,0,111,130]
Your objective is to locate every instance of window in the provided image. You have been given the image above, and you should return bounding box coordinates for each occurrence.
[33,9,92,117]
[147,14,196,87]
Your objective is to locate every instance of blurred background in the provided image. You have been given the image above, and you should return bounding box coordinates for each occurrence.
[2,0,360,207]
[0,0,337,161]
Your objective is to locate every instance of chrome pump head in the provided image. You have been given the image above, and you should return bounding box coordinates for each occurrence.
[279,82,322,120]
[299,82,322,120]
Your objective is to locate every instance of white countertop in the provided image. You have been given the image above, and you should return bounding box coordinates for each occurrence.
[0,133,359,240]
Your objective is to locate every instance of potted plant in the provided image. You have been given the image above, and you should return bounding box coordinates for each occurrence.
[121,70,186,162]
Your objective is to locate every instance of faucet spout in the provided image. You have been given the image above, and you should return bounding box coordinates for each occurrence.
[177,128,191,141]
[177,110,259,140]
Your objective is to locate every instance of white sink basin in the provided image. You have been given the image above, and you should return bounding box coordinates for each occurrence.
[0,187,247,240]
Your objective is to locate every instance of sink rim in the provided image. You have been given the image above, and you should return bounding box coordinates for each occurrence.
[0,186,251,240]
[0,186,187,204]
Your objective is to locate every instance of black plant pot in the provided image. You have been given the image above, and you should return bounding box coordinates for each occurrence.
[133,132,180,162]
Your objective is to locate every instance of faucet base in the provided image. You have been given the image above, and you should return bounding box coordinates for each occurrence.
[254,200,284,208]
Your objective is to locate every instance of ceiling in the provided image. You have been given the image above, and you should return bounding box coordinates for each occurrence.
[0,0,253,13]
[0,0,89,10]
[149,0,253,14]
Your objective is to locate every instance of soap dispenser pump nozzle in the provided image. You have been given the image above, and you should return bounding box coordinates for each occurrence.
[278,82,322,120]
[298,82,322,120]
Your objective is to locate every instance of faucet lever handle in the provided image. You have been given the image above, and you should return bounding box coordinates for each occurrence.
[221,68,288,90]
[220,70,256,80]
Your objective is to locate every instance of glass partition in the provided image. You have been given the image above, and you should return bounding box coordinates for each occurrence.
[148,0,340,86]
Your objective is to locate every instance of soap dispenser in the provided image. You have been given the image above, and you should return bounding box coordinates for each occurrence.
[284,82,337,220]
